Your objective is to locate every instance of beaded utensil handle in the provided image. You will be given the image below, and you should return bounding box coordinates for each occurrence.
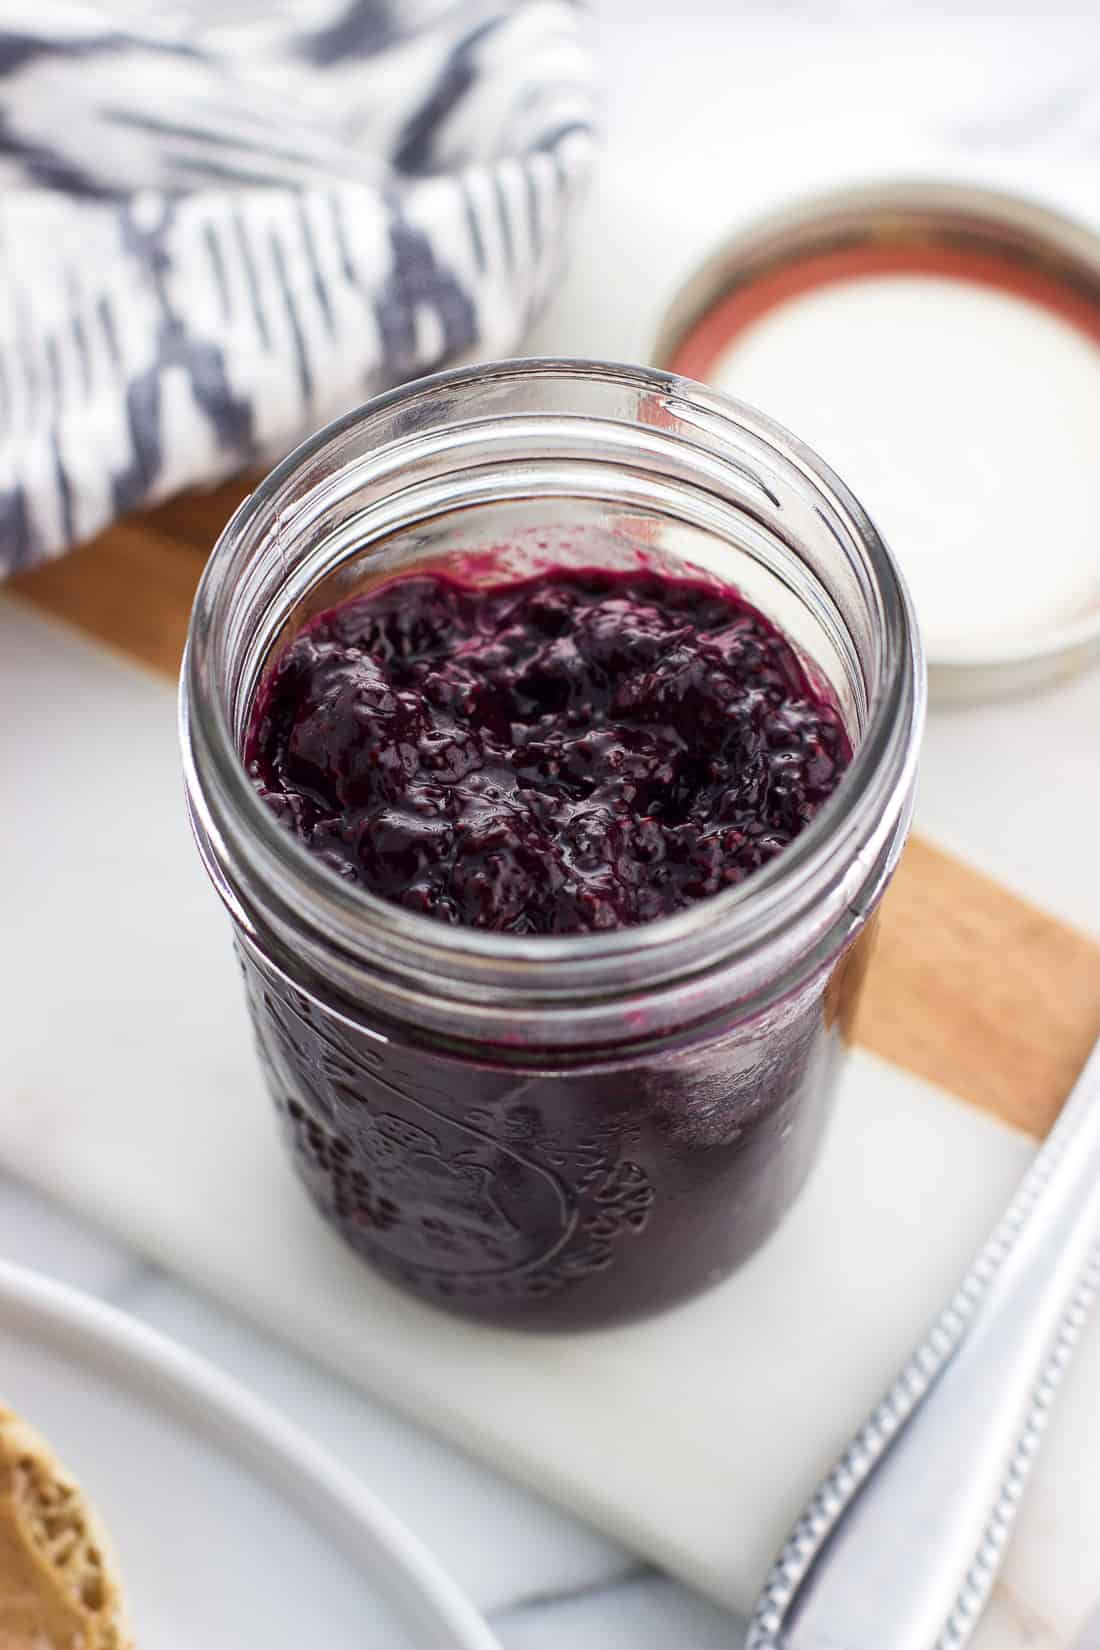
[748,1032,1100,1650]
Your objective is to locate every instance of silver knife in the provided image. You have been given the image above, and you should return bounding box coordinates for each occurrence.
[747,1031,1100,1650]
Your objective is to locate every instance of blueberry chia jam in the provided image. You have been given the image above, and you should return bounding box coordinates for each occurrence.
[245,567,852,935]
[182,361,923,1329]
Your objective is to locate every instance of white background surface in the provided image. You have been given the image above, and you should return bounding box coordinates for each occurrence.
[4,3,1100,1646]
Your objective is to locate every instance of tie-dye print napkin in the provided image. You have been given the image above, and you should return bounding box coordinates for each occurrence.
[0,0,594,570]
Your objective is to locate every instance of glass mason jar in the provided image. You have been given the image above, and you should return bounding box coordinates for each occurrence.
[181,359,924,1331]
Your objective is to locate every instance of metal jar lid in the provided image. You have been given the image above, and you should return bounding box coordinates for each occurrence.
[650,180,1100,700]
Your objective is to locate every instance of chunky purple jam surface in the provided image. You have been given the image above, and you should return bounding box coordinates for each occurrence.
[245,566,852,935]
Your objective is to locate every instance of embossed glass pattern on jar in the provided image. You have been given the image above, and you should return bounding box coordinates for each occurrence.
[181,360,924,1329]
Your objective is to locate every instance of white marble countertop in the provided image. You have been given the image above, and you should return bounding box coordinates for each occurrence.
[5,2,1100,1645]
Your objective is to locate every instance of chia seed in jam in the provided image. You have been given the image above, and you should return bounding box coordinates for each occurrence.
[245,565,852,932]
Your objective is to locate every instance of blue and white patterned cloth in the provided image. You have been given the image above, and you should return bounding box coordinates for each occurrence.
[0,0,595,572]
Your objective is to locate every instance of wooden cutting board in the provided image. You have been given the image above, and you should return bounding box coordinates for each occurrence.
[11,478,1100,1139]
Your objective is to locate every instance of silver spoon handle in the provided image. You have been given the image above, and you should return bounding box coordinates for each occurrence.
[748,1034,1100,1650]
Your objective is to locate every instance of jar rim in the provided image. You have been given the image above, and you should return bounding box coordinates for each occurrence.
[181,357,924,1033]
